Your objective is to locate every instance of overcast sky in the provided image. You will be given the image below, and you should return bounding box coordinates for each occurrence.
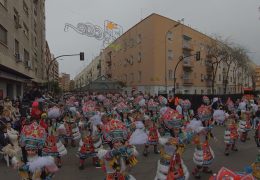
[45,0,260,79]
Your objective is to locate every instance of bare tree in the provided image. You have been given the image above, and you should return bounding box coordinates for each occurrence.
[205,38,228,95]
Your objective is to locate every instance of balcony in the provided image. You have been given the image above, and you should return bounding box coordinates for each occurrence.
[182,42,193,51]
[183,78,193,86]
[182,60,193,71]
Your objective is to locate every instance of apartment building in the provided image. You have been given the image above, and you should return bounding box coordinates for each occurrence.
[74,54,102,89]
[74,13,254,95]
[101,13,253,95]
[0,0,46,99]
[45,41,59,82]
[59,73,70,92]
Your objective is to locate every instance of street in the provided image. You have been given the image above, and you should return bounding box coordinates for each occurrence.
[0,126,258,180]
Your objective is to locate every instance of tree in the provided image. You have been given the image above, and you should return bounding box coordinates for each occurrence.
[205,37,228,95]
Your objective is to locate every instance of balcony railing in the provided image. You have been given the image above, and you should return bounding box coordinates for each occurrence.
[183,42,193,51]
[182,59,194,69]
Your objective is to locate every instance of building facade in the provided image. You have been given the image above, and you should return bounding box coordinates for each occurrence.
[74,54,102,89]
[0,0,46,99]
[74,13,254,95]
[45,41,59,82]
[255,66,260,92]
[59,73,70,92]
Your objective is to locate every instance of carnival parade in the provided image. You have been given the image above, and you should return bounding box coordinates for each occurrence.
[0,91,259,180]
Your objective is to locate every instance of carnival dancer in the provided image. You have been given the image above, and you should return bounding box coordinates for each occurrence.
[42,108,67,168]
[15,119,58,180]
[78,114,103,170]
[224,115,239,156]
[143,99,160,157]
[98,119,138,180]
[255,122,260,147]
[251,152,260,179]
[154,108,189,180]
[61,110,81,147]
[191,98,215,179]
[238,111,251,142]
[181,99,192,125]
[213,105,226,126]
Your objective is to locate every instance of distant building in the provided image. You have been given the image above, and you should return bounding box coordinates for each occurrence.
[0,0,46,99]
[74,54,102,89]
[45,41,59,82]
[59,73,70,91]
[255,66,260,92]
[69,80,75,91]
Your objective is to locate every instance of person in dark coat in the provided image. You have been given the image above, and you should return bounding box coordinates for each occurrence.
[0,119,11,152]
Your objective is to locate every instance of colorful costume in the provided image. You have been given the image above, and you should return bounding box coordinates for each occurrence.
[98,119,138,180]
[224,116,238,155]
[192,100,215,179]
[78,116,103,170]
[238,111,251,142]
[16,122,58,180]
[154,108,189,180]
[143,99,160,156]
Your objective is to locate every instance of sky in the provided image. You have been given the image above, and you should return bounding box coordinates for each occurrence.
[45,0,260,79]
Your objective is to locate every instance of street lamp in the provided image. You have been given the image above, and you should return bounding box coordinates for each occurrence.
[46,52,85,91]
[164,22,181,97]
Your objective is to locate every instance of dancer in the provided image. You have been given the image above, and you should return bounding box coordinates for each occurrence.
[154,108,189,180]
[98,119,138,180]
[224,115,239,156]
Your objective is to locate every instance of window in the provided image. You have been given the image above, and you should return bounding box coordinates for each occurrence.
[219,74,221,81]
[14,39,19,54]
[138,52,142,63]
[138,71,142,82]
[130,73,134,82]
[194,89,197,94]
[167,31,173,41]
[0,0,7,8]
[24,49,29,62]
[34,36,37,47]
[23,23,29,38]
[23,0,29,16]
[168,49,173,60]
[137,34,142,44]
[201,74,204,82]
[0,24,7,45]
[168,70,173,80]
[34,20,37,33]
[13,8,22,29]
[201,89,204,95]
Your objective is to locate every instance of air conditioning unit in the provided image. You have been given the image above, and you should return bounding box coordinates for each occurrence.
[26,60,32,69]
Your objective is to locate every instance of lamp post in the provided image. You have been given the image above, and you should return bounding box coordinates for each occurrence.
[46,53,84,92]
[164,23,181,97]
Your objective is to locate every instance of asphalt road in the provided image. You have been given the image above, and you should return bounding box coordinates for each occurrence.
[0,126,258,180]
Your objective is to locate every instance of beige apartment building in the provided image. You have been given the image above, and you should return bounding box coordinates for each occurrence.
[74,54,102,89]
[74,13,254,95]
[45,41,59,82]
[59,73,70,92]
[0,0,46,99]
[101,13,253,95]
